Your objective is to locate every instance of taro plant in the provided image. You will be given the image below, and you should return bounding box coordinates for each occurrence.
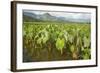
[23,22,91,61]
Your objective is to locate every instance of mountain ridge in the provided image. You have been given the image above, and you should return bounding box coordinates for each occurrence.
[23,11,91,23]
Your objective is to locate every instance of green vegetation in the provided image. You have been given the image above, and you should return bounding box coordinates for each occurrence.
[23,22,91,62]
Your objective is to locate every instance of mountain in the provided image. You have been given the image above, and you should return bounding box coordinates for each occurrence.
[23,12,90,23]
[23,12,37,18]
[23,12,41,22]
[40,13,58,21]
[23,12,59,22]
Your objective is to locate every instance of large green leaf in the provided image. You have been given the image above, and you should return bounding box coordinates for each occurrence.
[63,30,68,42]
[83,36,90,48]
[56,38,65,54]
[70,45,75,53]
